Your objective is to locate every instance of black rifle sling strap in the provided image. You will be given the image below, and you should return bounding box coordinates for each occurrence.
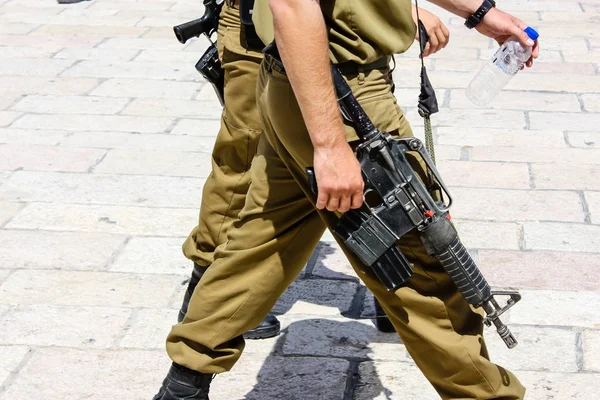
[414,2,440,165]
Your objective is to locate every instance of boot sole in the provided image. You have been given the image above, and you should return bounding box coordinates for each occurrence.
[243,320,281,340]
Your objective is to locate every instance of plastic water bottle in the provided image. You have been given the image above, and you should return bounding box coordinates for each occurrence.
[466,27,539,106]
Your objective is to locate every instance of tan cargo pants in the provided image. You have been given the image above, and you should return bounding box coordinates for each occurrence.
[169,23,526,400]
[181,3,264,266]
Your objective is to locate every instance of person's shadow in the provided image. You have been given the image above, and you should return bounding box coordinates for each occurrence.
[210,241,416,399]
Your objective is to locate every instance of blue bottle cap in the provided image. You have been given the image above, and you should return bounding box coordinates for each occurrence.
[524,27,539,41]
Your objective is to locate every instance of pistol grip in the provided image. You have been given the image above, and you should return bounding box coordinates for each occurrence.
[306,167,318,195]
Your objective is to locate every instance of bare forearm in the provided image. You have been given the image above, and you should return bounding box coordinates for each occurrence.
[270,0,346,149]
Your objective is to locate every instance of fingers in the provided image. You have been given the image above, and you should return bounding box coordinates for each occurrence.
[421,42,431,58]
[427,31,439,56]
[440,23,450,44]
[350,191,363,209]
[338,196,351,213]
[435,28,448,51]
[326,197,340,212]
[508,17,535,48]
[316,192,328,210]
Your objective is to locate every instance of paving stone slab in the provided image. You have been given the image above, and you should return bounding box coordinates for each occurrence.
[0,128,68,146]
[0,46,55,59]
[567,132,600,149]
[0,305,131,348]
[59,131,217,153]
[122,98,222,119]
[451,90,581,112]
[97,37,185,51]
[581,94,600,113]
[523,222,600,252]
[355,361,439,400]
[517,371,600,399]
[0,144,106,173]
[486,325,578,373]
[0,93,21,111]
[89,1,175,11]
[0,58,74,76]
[478,250,600,291]
[212,356,349,400]
[531,164,600,190]
[13,114,173,134]
[273,279,358,316]
[90,78,200,99]
[110,236,191,275]
[53,47,140,61]
[506,73,600,93]
[170,118,222,136]
[471,146,600,164]
[0,270,12,285]
[0,22,39,35]
[530,112,600,132]
[0,348,169,400]
[34,24,147,38]
[509,290,600,328]
[0,270,181,308]
[439,160,530,189]
[0,112,20,127]
[449,220,520,250]
[133,49,204,64]
[450,188,584,223]
[310,241,357,281]
[0,34,102,52]
[0,76,101,96]
[282,317,408,361]
[0,171,205,207]
[6,203,199,237]
[94,149,213,177]
[584,191,600,223]
[0,171,10,186]
[0,200,23,227]
[62,60,196,81]
[583,330,600,372]
[11,95,130,115]
[0,230,124,271]
[0,345,30,386]
[406,108,526,129]
[524,61,597,75]
[119,308,178,349]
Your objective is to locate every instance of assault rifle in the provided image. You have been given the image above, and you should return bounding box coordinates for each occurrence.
[309,66,521,348]
[173,0,225,105]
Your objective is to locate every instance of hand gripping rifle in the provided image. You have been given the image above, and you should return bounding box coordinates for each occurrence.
[173,0,225,105]
[308,66,521,348]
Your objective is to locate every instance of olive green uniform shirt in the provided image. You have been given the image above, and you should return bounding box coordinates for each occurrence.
[252,0,416,63]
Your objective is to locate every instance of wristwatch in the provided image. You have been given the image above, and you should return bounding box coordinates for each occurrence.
[464,0,496,29]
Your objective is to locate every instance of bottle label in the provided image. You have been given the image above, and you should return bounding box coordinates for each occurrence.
[492,46,520,76]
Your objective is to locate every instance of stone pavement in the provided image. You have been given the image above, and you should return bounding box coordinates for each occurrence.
[0,0,599,398]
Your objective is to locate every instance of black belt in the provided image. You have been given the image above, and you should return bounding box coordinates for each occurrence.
[264,53,390,76]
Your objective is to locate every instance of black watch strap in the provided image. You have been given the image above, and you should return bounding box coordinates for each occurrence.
[464,0,496,29]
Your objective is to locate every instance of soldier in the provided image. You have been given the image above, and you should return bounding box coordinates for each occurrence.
[176,0,450,338]
[154,0,536,399]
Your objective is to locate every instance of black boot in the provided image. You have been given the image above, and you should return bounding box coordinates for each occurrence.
[177,263,207,323]
[153,362,212,400]
[178,263,282,339]
[373,298,396,333]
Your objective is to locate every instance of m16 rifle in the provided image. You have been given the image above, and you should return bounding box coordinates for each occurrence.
[173,0,225,105]
[309,65,522,348]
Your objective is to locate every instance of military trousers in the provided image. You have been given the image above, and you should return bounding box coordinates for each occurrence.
[168,53,526,399]
[181,3,264,266]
